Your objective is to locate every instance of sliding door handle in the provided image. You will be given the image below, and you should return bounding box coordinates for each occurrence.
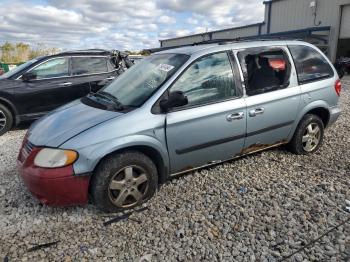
[249,107,264,117]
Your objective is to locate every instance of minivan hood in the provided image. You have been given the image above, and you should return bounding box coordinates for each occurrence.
[28,100,123,147]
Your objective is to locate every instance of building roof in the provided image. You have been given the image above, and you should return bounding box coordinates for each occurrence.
[146,26,331,53]
[158,0,288,44]
[159,22,264,43]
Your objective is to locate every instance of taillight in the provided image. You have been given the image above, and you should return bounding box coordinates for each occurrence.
[335,79,342,96]
[18,131,29,162]
[19,131,28,151]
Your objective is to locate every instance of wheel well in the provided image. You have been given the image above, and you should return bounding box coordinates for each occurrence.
[306,107,330,127]
[0,99,16,124]
[93,146,167,184]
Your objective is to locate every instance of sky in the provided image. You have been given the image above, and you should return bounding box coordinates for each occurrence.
[0,0,265,51]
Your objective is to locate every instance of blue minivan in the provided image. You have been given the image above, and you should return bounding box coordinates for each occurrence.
[18,40,341,212]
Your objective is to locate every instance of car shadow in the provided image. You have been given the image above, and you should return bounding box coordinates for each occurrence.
[12,121,32,131]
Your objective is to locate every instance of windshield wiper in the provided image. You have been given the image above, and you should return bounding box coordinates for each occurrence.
[89,91,124,110]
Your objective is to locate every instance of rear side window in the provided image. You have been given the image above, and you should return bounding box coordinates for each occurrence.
[289,45,334,84]
[71,57,108,76]
[238,47,291,96]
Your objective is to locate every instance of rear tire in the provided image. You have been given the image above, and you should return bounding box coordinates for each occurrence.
[0,104,13,136]
[90,151,158,213]
[288,114,324,155]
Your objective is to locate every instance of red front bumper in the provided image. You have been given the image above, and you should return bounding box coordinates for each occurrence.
[18,145,90,206]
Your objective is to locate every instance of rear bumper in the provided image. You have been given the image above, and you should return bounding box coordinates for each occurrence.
[328,106,341,127]
[18,146,90,206]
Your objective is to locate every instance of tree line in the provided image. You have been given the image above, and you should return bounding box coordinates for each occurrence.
[0,42,150,64]
[0,42,60,64]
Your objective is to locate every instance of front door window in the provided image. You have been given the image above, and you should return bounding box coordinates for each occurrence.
[30,58,69,79]
[169,52,238,109]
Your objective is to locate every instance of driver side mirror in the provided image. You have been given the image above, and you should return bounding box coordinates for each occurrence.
[22,72,37,82]
[159,91,188,112]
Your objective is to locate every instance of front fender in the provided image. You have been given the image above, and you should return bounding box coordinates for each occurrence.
[71,134,169,177]
[0,93,18,121]
[287,100,330,141]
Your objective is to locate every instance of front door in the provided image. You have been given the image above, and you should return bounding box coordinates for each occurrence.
[16,57,75,116]
[237,46,301,153]
[165,51,247,174]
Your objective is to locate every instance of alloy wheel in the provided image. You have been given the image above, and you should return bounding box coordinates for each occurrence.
[108,165,149,208]
[302,123,321,152]
[0,110,6,132]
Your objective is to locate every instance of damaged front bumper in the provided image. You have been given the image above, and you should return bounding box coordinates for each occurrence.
[18,144,90,206]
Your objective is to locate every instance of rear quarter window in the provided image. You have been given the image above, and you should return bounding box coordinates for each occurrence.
[289,45,334,84]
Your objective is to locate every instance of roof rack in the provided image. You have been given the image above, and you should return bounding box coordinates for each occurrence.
[191,36,302,46]
[60,49,111,54]
[192,39,240,46]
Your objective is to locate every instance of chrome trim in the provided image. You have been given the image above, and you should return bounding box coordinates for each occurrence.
[16,55,117,80]
[106,76,116,80]
[58,82,73,87]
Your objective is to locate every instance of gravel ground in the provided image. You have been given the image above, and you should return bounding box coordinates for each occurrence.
[0,81,349,261]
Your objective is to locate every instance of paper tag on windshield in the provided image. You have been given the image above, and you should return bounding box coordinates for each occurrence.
[157,64,174,72]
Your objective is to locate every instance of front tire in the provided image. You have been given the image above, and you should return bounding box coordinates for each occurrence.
[90,151,158,213]
[0,104,13,136]
[288,114,324,155]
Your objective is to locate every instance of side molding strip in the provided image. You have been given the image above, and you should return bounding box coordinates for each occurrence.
[175,121,294,155]
[171,141,287,177]
[246,121,294,137]
[175,134,246,155]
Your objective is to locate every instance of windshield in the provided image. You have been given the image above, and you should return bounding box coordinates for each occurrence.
[102,53,189,107]
[0,58,39,79]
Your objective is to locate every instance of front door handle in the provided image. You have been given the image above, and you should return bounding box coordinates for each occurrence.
[226,112,244,121]
[249,107,265,117]
[58,82,73,87]
[106,76,115,81]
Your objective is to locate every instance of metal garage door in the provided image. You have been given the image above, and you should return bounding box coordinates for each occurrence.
[340,5,350,39]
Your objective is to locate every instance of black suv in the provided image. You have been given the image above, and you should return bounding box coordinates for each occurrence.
[0,49,132,135]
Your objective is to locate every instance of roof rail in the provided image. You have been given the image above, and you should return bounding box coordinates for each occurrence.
[191,36,303,47]
[60,49,110,54]
[192,39,240,46]
[237,36,303,41]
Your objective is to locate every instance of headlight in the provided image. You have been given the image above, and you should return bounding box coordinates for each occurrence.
[34,148,78,168]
